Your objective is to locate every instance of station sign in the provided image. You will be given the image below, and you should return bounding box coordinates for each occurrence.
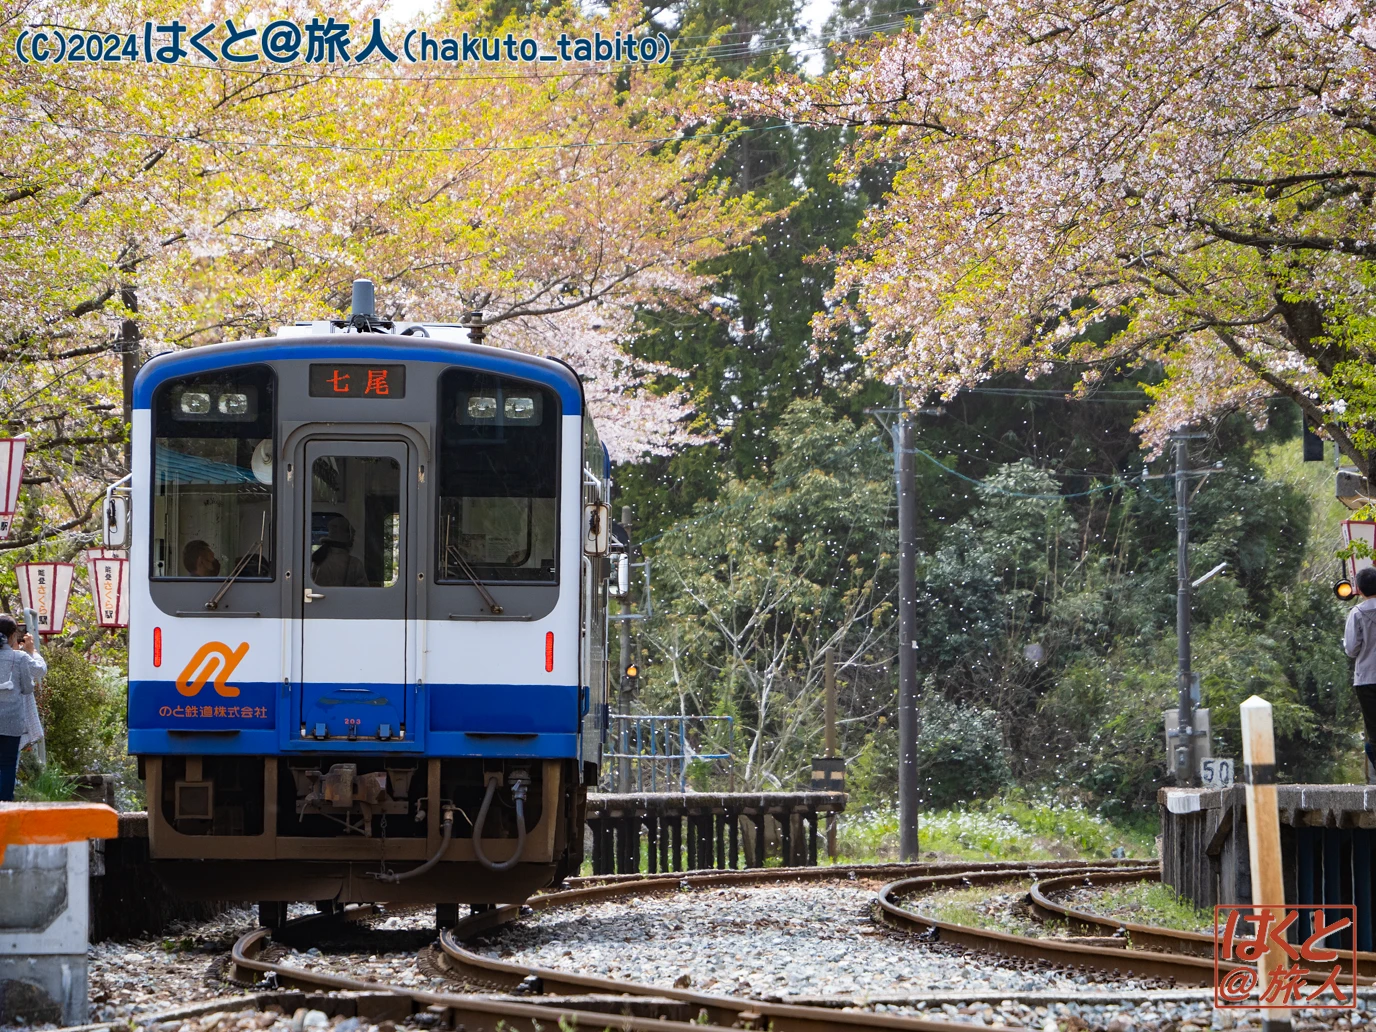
[811,757,846,791]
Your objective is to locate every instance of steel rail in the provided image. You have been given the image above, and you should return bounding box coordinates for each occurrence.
[230,912,748,1032]
[224,861,1154,1032]
[1028,867,1376,981]
[433,860,1160,1031]
[877,869,1231,986]
[225,871,1029,1032]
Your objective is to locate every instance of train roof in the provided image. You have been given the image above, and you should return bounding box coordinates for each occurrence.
[132,332,584,414]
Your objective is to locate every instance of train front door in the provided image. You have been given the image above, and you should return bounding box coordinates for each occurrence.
[297,439,412,742]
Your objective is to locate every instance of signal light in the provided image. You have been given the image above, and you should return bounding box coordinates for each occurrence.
[624,663,639,680]
[1337,580,1356,600]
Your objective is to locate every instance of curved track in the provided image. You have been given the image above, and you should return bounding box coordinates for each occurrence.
[229,858,1326,1032]
[1027,866,1376,981]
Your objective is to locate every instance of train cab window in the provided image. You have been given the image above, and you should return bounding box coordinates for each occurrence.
[309,456,402,588]
[151,366,274,579]
[437,369,558,584]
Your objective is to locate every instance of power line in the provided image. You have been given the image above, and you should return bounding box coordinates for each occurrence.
[908,446,1133,499]
[959,386,1148,402]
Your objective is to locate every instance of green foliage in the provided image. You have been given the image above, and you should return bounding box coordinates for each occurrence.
[916,692,1010,807]
[1084,882,1213,934]
[15,763,77,802]
[640,400,896,790]
[832,794,1150,862]
[34,647,126,774]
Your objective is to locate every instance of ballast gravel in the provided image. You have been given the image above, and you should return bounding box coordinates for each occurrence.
[472,881,1166,998]
[13,882,1374,1032]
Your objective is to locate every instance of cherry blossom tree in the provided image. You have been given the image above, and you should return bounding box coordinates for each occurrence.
[718,0,1376,470]
[0,0,763,551]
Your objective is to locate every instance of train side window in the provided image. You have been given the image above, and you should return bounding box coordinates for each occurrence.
[151,365,275,580]
[437,369,559,584]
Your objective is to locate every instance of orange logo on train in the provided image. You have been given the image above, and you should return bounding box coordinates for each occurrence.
[176,641,249,698]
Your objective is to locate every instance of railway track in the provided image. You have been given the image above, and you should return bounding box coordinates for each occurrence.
[1025,866,1376,981]
[221,858,1205,1032]
[212,856,1374,1032]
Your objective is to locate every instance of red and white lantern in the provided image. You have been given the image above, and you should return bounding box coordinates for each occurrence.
[83,549,129,628]
[1343,520,1376,582]
[0,437,27,540]
[15,562,76,636]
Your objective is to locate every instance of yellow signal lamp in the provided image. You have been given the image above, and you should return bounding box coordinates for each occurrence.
[1337,579,1356,600]
[624,663,639,679]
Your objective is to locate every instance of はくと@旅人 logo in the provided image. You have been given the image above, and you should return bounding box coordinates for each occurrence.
[176,641,249,698]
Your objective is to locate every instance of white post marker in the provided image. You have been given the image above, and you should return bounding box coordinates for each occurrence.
[1240,695,1290,1032]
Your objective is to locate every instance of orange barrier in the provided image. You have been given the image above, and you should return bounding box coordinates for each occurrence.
[0,802,118,863]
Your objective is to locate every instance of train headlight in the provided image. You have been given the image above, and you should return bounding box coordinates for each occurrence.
[505,395,538,420]
[179,391,212,415]
[467,394,498,419]
[218,392,250,415]
[1337,579,1357,600]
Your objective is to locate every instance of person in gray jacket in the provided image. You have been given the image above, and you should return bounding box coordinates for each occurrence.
[0,613,45,801]
[1345,566,1376,782]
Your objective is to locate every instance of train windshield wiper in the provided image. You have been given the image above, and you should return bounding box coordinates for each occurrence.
[446,546,504,615]
[205,518,266,611]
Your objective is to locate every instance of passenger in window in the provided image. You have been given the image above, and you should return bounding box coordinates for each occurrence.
[183,540,221,578]
[312,517,367,586]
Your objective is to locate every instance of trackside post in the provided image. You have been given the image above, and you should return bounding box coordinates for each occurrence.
[1240,695,1291,1032]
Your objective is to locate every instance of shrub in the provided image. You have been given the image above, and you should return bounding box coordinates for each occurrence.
[917,694,1011,807]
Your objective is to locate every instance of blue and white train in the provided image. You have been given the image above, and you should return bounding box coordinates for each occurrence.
[111,281,611,924]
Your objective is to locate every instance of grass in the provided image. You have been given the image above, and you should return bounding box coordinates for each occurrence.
[911,880,1055,936]
[15,763,78,802]
[830,793,1156,863]
[1077,881,1214,934]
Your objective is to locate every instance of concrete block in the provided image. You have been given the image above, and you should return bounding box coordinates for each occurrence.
[0,842,90,1024]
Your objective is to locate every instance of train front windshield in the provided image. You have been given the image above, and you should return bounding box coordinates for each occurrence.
[438,369,559,584]
[151,365,274,580]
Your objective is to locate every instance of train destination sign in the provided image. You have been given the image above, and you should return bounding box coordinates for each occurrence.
[308,363,406,399]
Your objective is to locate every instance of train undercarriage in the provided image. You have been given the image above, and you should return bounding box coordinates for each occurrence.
[141,756,588,913]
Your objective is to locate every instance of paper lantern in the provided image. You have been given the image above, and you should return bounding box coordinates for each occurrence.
[0,438,27,540]
[15,562,76,636]
[83,549,129,628]
[1343,520,1376,582]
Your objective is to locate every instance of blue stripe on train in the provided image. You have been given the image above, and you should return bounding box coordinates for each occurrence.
[428,683,578,733]
[128,680,581,756]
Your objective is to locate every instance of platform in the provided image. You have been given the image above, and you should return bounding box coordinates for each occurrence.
[585,791,847,874]
[1160,784,1376,950]
[0,801,118,1025]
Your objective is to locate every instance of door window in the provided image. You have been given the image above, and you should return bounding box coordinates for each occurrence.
[308,455,401,588]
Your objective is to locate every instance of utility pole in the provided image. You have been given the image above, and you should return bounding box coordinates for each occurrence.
[1170,432,1209,787]
[865,396,922,860]
[896,396,919,860]
[618,505,634,793]
[119,283,140,471]
[824,648,837,859]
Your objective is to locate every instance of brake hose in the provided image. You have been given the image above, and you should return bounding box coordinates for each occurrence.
[473,775,528,872]
[373,807,453,883]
